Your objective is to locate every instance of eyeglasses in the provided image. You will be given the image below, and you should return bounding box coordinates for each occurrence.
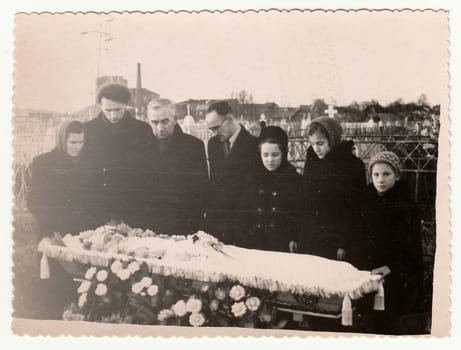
[208,117,227,133]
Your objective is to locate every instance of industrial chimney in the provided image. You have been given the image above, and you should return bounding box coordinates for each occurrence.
[134,62,143,119]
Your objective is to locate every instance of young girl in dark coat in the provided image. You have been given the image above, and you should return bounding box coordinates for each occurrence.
[364,151,424,334]
[236,126,303,252]
[301,117,366,263]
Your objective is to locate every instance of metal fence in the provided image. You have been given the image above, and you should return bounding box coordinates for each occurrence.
[287,134,437,202]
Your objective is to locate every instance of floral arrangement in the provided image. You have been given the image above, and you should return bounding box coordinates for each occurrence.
[63,259,277,328]
[46,224,383,328]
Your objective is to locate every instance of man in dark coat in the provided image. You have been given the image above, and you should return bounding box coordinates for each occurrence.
[82,83,154,226]
[301,117,366,262]
[205,101,259,244]
[138,98,208,235]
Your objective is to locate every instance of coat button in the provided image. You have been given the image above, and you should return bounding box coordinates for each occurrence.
[315,210,319,216]
[257,208,263,213]
[103,183,107,187]
[258,189,265,195]
[256,224,262,229]
[272,191,277,196]
[103,168,107,172]
[271,207,277,212]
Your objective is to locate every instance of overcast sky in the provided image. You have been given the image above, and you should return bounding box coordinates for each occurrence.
[14,10,448,113]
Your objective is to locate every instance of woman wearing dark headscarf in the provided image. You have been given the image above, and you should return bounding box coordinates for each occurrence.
[235,126,303,252]
[27,119,97,238]
[301,117,366,262]
[26,120,99,319]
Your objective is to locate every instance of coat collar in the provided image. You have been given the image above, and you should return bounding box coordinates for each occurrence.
[228,124,251,154]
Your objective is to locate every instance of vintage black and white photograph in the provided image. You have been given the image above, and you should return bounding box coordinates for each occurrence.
[9,9,449,337]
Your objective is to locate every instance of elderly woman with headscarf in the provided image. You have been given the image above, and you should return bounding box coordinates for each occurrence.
[27,119,97,239]
[235,126,303,252]
[26,119,98,319]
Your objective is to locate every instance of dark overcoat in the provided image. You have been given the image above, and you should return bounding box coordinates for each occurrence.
[236,162,303,252]
[206,125,259,243]
[300,140,366,260]
[361,181,424,331]
[135,124,208,235]
[26,148,98,237]
[82,111,154,225]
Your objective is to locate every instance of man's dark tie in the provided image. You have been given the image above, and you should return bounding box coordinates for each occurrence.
[223,140,231,158]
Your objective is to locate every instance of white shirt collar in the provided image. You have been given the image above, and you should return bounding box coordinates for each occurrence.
[228,124,242,149]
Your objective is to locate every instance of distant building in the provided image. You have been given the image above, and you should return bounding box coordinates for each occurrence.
[72,64,160,122]
[97,76,128,88]
[175,99,291,124]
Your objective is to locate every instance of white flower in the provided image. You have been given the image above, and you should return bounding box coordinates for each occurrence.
[96,270,108,282]
[78,292,87,308]
[71,313,85,321]
[214,288,226,301]
[231,302,247,318]
[127,261,140,273]
[201,284,210,293]
[140,276,153,288]
[62,309,73,321]
[158,309,174,322]
[245,296,261,312]
[186,297,202,313]
[77,280,91,294]
[229,285,246,301]
[84,267,97,280]
[209,299,219,312]
[95,283,108,296]
[131,282,144,294]
[110,260,123,273]
[171,300,188,317]
[147,284,159,297]
[189,312,206,327]
[259,313,272,323]
[140,292,146,297]
[116,269,131,281]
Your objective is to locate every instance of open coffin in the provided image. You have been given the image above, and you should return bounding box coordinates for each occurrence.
[38,224,385,327]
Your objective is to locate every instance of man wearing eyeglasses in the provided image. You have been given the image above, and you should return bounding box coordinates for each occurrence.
[205,100,259,244]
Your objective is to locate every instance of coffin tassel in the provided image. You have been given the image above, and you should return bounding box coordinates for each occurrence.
[373,281,385,311]
[40,253,50,279]
[341,294,353,326]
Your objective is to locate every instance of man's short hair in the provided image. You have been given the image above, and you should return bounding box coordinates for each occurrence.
[96,83,132,104]
[147,98,176,117]
[207,101,232,116]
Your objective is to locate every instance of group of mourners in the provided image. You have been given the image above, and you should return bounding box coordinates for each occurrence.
[26,83,424,333]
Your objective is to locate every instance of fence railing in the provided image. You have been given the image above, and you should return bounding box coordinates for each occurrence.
[13,124,438,210]
[288,134,438,171]
[288,134,438,207]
